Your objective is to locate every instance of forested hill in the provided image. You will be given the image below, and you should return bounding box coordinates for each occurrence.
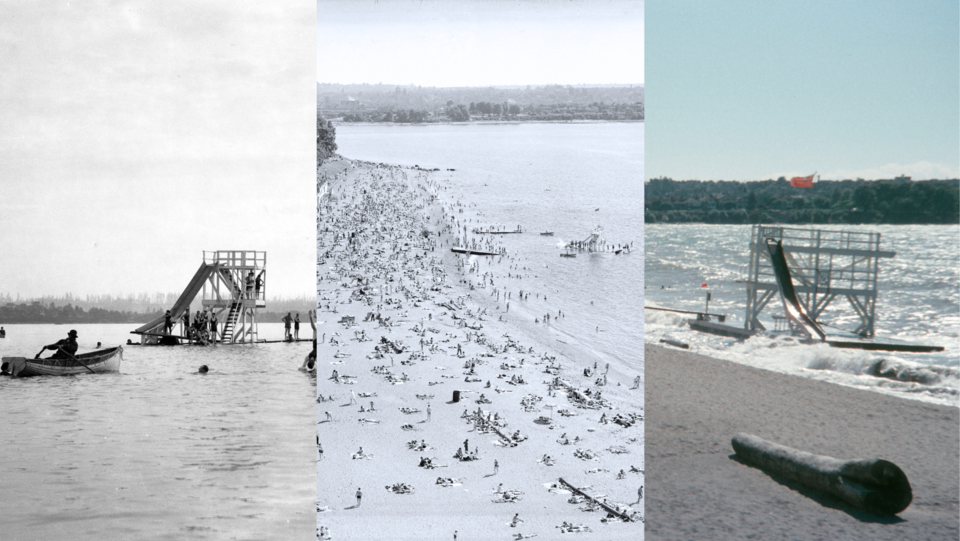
[317,115,337,166]
[318,83,643,123]
[645,177,960,225]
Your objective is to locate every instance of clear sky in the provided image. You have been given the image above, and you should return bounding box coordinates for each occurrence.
[0,2,316,299]
[317,0,644,86]
[646,0,959,181]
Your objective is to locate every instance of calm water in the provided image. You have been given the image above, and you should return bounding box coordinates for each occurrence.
[336,122,645,375]
[645,224,960,407]
[0,323,316,540]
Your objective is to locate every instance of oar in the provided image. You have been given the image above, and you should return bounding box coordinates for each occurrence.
[58,348,96,374]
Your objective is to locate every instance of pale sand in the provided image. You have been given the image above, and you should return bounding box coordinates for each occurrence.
[315,160,644,540]
[645,343,959,540]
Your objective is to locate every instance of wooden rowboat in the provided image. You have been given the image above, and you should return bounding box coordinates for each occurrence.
[2,346,123,377]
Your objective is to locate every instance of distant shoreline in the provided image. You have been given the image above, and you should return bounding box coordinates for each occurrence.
[331,118,643,127]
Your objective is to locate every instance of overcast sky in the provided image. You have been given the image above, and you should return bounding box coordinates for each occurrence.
[317,0,644,86]
[646,0,959,181]
[0,2,315,299]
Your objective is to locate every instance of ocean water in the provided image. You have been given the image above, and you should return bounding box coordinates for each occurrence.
[645,224,960,407]
[334,122,645,375]
[0,323,316,540]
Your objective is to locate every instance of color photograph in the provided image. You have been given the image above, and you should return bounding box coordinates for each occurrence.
[644,1,959,539]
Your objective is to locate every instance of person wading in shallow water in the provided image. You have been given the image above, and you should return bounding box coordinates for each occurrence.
[37,329,79,359]
[356,487,362,507]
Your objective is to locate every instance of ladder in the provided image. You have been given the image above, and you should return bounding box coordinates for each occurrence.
[221,301,241,343]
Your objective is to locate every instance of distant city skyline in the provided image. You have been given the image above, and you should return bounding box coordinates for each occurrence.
[646,0,959,181]
[317,0,644,87]
[0,3,316,299]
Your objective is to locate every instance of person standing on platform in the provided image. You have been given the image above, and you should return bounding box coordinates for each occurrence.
[294,313,300,340]
[164,310,173,334]
[255,271,264,300]
[210,312,218,344]
[245,270,255,300]
[282,312,293,340]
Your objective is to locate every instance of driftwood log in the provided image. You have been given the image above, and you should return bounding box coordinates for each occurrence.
[557,477,637,522]
[731,433,912,515]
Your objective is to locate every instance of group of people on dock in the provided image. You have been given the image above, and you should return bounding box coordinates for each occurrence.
[163,308,218,344]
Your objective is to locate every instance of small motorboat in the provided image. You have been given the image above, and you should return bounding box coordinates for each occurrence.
[540,232,554,236]
[2,346,123,377]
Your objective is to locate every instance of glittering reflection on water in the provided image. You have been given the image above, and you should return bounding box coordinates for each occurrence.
[0,323,316,540]
[645,224,960,406]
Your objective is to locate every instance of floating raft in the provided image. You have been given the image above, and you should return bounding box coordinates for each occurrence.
[451,247,500,256]
[687,319,757,340]
[687,320,943,352]
[472,228,522,235]
[647,306,727,323]
[823,334,945,353]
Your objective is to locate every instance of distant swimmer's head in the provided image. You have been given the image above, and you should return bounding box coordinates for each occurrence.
[198,365,209,374]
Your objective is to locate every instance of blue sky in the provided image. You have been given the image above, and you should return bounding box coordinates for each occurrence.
[318,0,644,86]
[646,0,959,180]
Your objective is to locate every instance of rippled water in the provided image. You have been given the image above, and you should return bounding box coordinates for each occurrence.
[335,122,645,372]
[645,224,960,406]
[0,323,316,540]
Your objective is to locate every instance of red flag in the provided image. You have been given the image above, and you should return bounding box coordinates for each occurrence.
[790,174,815,188]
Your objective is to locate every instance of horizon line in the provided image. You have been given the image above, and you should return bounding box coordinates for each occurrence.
[317,82,644,88]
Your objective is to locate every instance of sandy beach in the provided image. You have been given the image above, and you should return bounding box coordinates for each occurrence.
[315,159,645,540]
[644,343,959,540]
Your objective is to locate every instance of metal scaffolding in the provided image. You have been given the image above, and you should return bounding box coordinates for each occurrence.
[743,225,895,337]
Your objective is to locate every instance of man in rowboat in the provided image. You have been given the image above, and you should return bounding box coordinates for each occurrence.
[36,329,79,359]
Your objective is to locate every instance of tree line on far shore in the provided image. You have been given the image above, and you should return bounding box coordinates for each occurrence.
[0,302,159,324]
[337,100,643,124]
[0,302,315,325]
[318,115,337,166]
[645,177,960,225]
[320,84,643,124]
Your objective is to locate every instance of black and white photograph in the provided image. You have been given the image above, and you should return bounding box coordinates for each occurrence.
[316,1,644,539]
[0,3,318,539]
